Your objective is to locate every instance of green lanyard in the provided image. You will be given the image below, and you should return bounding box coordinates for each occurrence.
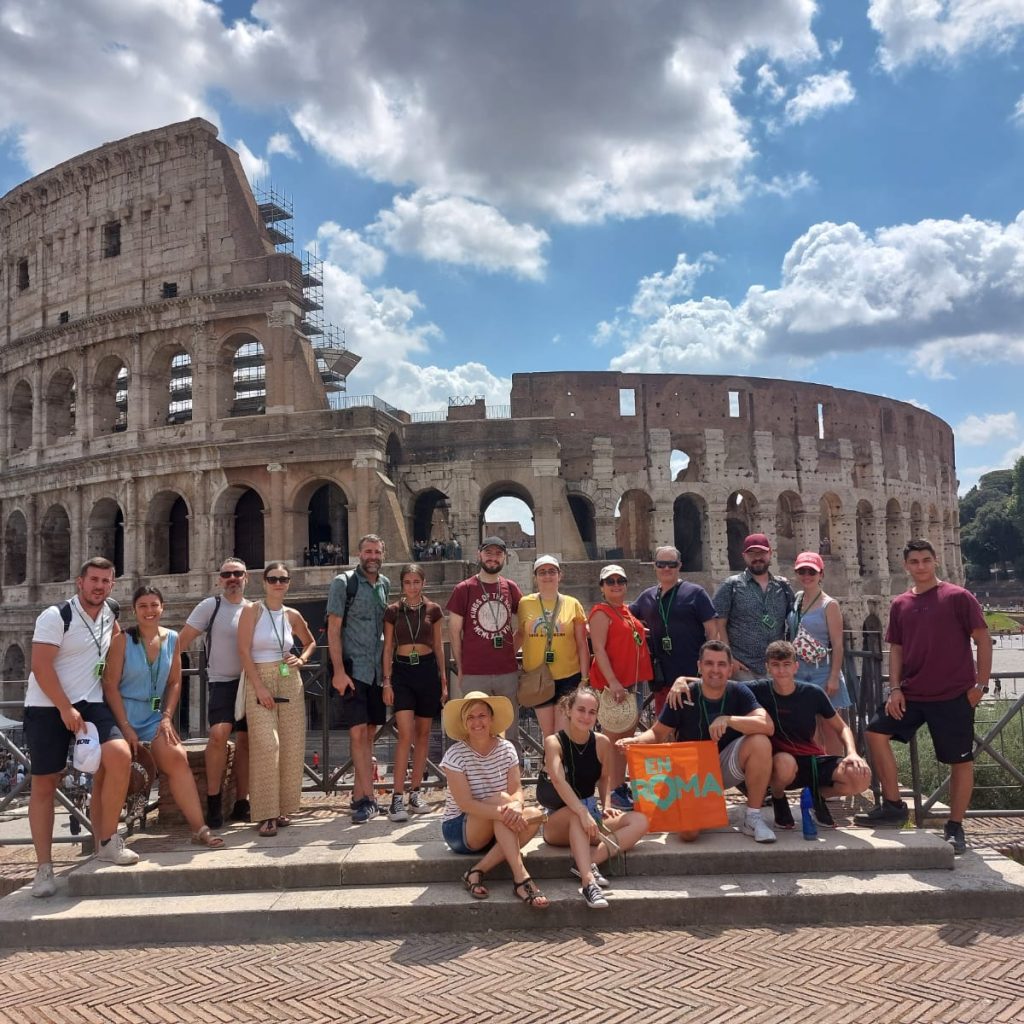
[538,595,561,656]
[698,689,728,738]
[613,605,643,647]
[267,607,289,658]
[147,637,163,699]
[402,601,424,644]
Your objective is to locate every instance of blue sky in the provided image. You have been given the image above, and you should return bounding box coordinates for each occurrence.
[3,0,1024,505]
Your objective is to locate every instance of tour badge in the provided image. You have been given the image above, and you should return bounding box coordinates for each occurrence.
[662,637,673,652]
[279,663,290,677]
[545,650,556,664]
[409,652,420,665]
[493,635,504,649]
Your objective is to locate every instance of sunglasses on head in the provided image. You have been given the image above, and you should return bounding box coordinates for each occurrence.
[654,560,680,569]
[602,577,627,586]
[265,575,291,584]
[220,570,246,578]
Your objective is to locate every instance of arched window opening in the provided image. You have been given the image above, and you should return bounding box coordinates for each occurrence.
[673,494,704,571]
[10,380,33,451]
[568,494,598,560]
[481,492,535,551]
[40,504,71,582]
[231,339,266,417]
[726,491,756,570]
[93,356,128,434]
[146,491,190,575]
[615,490,654,560]
[168,349,193,424]
[88,499,126,577]
[308,483,349,566]
[670,449,691,482]
[3,512,27,585]
[234,488,265,569]
[412,489,452,556]
[2,644,26,705]
[45,369,76,443]
[819,493,841,557]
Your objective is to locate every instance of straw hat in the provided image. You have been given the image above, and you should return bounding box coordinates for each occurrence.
[442,691,515,741]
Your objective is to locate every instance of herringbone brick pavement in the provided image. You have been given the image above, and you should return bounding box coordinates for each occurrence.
[1,920,1022,1024]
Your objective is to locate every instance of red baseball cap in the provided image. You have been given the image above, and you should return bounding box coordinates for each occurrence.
[794,551,825,573]
[742,533,771,553]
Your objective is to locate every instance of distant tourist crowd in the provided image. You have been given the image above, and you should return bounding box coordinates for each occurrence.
[20,531,990,908]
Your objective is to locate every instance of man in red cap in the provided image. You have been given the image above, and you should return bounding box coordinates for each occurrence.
[713,534,795,680]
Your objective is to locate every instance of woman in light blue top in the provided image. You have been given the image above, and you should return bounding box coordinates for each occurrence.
[103,586,223,848]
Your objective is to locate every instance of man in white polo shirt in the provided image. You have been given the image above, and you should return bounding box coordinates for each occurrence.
[23,558,138,898]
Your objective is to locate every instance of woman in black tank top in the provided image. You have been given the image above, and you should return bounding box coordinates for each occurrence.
[540,687,650,908]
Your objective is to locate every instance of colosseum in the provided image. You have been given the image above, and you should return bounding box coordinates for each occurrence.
[0,119,962,705]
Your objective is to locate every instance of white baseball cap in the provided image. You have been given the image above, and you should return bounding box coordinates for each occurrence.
[72,722,101,774]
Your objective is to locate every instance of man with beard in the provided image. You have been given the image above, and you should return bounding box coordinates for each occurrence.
[24,558,138,898]
[446,537,524,762]
[179,556,253,828]
[328,534,391,823]
[618,639,776,843]
[713,534,795,680]
[630,544,720,718]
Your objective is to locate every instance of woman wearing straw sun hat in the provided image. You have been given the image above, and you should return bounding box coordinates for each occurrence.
[440,691,550,908]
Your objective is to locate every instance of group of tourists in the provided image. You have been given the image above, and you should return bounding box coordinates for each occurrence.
[21,530,990,907]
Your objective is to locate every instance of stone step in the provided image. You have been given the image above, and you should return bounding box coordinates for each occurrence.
[3,848,1024,949]
[65,823,954,897]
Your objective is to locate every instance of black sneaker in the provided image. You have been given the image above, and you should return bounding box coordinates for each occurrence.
[229,799,251,823]
[580,882,608,909]
[812,795,836,829]
[853,799,908,827]
[205,794,223,830]
[771,796,795,830]
[943,820,967,855]
[351,798,376,824]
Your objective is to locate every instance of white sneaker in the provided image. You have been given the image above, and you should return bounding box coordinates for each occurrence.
[31,863,56,898]
[571,862,611,889]
[388,794,409,822]
[741,812,777,844]
[95,833,139,865]
[407,791,432,814]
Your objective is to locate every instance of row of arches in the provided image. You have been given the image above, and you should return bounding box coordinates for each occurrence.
[6,336,267,451]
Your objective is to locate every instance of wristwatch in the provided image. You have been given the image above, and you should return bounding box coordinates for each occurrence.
[975,684,990,694]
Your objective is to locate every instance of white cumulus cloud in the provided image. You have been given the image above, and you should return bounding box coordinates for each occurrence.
[267,132,297,158]
[234,138,268,183]
[785,70,855,125]
[869,0,1024,70]
[954,412,1021,446]
[370,191,549,280]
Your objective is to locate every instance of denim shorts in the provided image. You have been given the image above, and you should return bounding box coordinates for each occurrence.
[441,812,495,855]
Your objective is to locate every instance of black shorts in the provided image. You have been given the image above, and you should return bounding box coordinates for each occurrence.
[339,678,388,729]
[208,679,248,733]
[392,654,443,719]
[24,702,123,776]
[867,694,975,764]
[786,754,842,791]
[536,672,583,709]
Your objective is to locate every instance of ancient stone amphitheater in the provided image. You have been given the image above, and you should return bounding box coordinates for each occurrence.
[0,119,962,704]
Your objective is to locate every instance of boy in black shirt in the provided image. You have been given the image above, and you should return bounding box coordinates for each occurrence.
[748,641,870,828]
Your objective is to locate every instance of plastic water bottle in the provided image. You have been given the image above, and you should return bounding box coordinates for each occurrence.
[800,787,818,840]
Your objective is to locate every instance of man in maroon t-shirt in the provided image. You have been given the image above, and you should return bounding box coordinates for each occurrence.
[446,537,524,760]
[856,539,991,854]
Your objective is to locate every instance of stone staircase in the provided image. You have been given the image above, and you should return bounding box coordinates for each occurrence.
[4,806,1024,949]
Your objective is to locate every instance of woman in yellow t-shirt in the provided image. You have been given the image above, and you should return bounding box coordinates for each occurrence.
[516,555,590,738]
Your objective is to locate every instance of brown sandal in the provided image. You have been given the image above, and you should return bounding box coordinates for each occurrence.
[276,816,292,827]
[191,825,225,849]
[512,877,549,909]
[462,868,489,899]
[257,819,277,837]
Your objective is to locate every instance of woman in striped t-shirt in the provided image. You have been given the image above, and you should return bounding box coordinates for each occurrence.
[440,692,549,908]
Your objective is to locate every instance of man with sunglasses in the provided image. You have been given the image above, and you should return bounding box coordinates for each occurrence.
[630,545,720,719]
[179,557,253,828]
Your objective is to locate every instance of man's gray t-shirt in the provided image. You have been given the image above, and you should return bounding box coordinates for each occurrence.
[185,596,248,683]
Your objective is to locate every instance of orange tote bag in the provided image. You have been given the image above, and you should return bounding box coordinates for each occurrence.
[625,741,729,833]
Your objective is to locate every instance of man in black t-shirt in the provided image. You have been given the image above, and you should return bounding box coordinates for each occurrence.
[748,641,870,829]
[619,639,776,843]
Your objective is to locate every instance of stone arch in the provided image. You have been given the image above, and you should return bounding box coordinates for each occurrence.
[44,368,76,443]
[305,482,349,564]
[775,490,803,564]
[3,511,27,585]
[93,353,129,434]
[673,493,705,571]
[818,493,841,556]
[568,493,598,559]
[2,643,26,704]
[726,490,757,570]
[226,334,266,417]
[479,481,535,548]
[412,487,451,548]
[39,503,71,582]
[148,342,193,425]
[146,490,191,575]
[855,500,880,577]
[885,498,903,573]
[9,379,33,451]
[87,498,125,577]
[616,489,654,560]
[233,487,266,570]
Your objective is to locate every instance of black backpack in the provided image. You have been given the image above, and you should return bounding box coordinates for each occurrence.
[58,598,120,634]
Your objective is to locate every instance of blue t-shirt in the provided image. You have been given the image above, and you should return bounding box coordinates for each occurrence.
[630,581,716,684]
[657,680,759,752]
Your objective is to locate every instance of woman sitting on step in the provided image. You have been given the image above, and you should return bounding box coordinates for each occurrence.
[102,585,223,849]
[440,692,550,909]
[538,686,648,909]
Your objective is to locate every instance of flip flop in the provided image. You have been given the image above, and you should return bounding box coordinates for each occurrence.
[257,819,277,837]
[191,825,225,849]
[276,816,292,827]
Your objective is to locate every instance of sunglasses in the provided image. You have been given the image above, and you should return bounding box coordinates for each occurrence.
[265,576,291,585]
[654,560,680,569]
[220,570,246,579]
[794,568,819,576]
[535,568,560,576]
[602,577,627,586]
